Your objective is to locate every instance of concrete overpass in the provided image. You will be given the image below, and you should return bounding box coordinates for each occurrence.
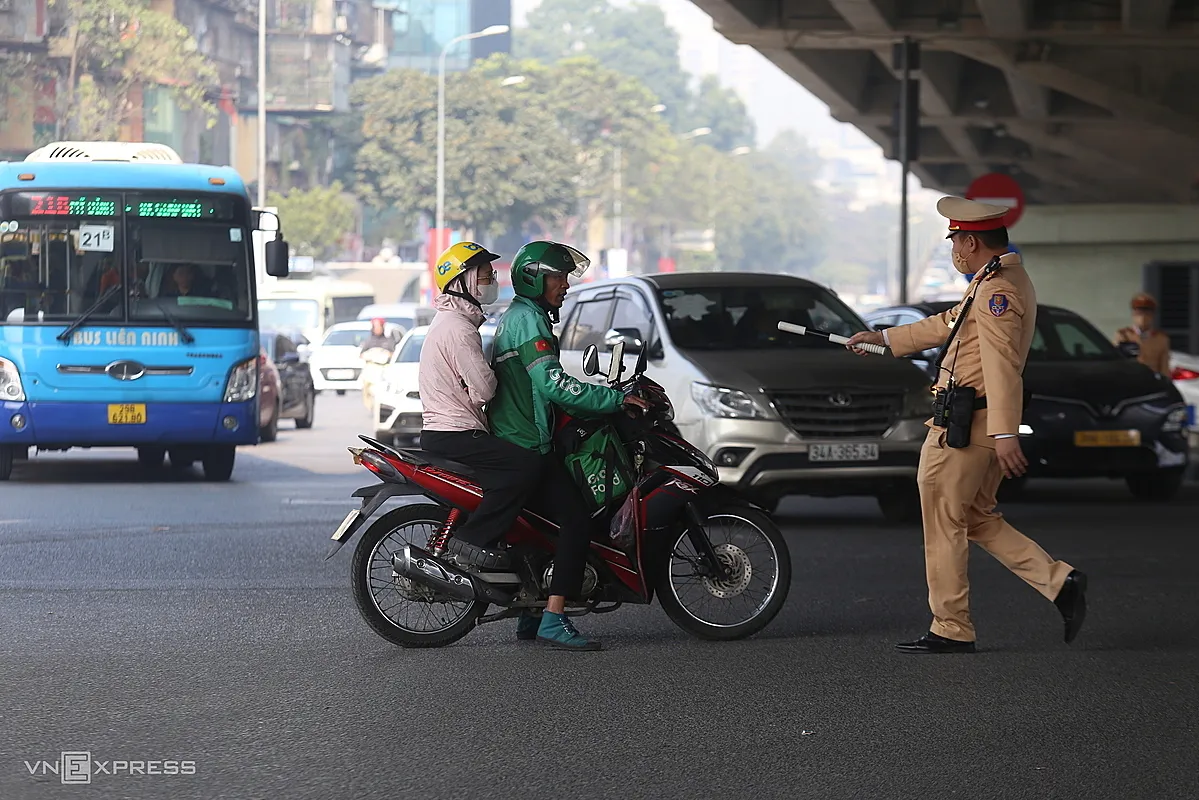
[691,0,1199,339]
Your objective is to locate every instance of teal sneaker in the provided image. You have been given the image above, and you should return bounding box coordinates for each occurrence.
[516,612,540,641]
[536,611,602,651]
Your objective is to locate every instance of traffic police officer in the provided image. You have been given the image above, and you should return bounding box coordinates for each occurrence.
[1114,293,1171,375]
[847,196,1088,653]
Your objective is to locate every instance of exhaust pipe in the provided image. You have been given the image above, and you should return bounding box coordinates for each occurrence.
[393,544,513,605]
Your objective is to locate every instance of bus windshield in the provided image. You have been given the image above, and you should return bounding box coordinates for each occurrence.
[0,190,253,325]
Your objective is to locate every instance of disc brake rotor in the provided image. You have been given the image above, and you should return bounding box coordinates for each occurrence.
[702,543,753,598]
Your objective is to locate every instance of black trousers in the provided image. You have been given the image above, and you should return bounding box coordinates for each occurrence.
[420,430,593,599]
[420,429,542,548]
[525,456,594,599]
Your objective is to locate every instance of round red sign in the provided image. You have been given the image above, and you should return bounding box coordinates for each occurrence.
[966,172,1025,228]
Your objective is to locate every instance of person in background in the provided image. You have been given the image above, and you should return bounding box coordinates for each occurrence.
[160,264,212,298]
[359,318,396,355]
[1114,293,1171,375]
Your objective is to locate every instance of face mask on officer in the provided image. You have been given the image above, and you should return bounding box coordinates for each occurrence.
[950,234,977,274]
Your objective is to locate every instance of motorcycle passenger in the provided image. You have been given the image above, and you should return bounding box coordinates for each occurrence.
[489,241,649,651]
[418,242,543,570]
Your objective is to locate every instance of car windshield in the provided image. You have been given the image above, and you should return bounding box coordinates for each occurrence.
[260,298,319,330]
[658,285,868,350]
[394,332,495,363]
[322,328,369,346]
[1029,308,1122,362]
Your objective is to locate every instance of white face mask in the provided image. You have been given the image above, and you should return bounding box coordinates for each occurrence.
[476,280,499,306]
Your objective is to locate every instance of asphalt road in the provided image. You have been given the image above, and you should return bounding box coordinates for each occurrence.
[2,392,1198,800]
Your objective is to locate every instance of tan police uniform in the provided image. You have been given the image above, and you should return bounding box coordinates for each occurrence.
[1114,293,1171,375]
[883,196,1077,644]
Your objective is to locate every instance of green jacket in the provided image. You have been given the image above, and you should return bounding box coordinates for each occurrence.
[489,295,625,454]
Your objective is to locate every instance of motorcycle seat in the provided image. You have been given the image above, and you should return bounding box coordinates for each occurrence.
[399,449,478,477]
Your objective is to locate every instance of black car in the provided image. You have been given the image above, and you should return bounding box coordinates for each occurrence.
[260,329,316,433]
[864,302,1190,500]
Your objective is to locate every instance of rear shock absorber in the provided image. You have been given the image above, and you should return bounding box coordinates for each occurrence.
[427,508,461,555]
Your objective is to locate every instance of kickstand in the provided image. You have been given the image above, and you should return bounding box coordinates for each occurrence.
[477,608,529,626]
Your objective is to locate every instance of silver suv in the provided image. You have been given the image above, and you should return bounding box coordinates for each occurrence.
[555,272,933,522]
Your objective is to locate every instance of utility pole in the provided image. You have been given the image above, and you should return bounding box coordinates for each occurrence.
[893,37,920,304]
[257,0,267,208]
[613,145,622,252]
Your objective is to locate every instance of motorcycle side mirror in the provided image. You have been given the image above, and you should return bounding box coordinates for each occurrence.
[634,345,648,376]
[582,344,600,376]
[607,340,625,383]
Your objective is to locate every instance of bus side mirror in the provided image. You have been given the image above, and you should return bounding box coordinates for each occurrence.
[266,238,290,278]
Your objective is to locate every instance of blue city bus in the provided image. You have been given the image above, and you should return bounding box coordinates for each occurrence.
[0,142,290,481]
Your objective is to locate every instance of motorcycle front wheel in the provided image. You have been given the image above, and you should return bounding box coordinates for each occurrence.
[351,504,488,648]
[657,506,791,641]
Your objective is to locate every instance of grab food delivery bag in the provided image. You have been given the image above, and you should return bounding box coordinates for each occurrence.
[559,421,635,512]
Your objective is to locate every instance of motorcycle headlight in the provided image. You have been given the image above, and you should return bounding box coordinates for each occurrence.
[0,357,25,402]
[223,357,258,403]
[690,383,771,420]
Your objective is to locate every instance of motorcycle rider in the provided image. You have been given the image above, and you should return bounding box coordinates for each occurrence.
[489,241,648,651]
[360,317,396,355]
[418,242,543,570]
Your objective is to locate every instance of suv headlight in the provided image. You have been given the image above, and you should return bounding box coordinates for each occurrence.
[223,357,258,403]
[0,356,26,402]
[1163,406,1188,434]
[902,388,932,418]
[691,383,771,420]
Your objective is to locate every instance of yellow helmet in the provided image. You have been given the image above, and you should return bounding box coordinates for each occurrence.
[433,241,501,293]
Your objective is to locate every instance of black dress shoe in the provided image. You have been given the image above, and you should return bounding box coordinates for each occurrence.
[443,538,511,570]
[1054,569,1088,644]
[895,632,977,654]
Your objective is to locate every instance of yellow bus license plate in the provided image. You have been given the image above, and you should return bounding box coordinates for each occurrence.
[108,404,147,425]
[1074,429,1140,447]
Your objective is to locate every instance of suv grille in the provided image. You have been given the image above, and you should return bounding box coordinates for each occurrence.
[767,390,903,439]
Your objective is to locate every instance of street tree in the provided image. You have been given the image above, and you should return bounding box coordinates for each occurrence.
[516,0,691,130]
[682,76,756,151]
[268,182,359,262]
[351,68,577,238]
[473,54,680,228]
[45,0,219,140]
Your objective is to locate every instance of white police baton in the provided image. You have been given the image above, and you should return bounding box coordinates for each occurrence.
[776,322,889,355]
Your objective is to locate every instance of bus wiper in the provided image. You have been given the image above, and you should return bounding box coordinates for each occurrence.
[156,302,196,344]
[57,283,122,344]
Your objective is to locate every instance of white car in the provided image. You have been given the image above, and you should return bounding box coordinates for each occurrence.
[373,324,496,446]
[1171,351,1199,441]
[309,321,403,394]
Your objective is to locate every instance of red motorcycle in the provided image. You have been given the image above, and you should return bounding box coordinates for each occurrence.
[326,342,791,647]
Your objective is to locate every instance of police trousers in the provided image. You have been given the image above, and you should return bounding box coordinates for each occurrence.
[916,428,1075,642]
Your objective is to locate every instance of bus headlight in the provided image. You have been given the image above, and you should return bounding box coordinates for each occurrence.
[0,357,26,402]
[223,357,258,403]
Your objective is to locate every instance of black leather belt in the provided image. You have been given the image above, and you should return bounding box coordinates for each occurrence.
[973,396,987,410]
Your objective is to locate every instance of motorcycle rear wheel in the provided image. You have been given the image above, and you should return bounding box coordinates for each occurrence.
[657,506,791,641]
[351,504,488,648]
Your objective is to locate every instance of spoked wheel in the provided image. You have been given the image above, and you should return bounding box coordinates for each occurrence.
[657,507,791,641]
[350,504,487,648]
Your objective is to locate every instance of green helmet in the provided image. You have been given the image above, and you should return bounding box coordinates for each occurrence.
[510,241,591,299]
